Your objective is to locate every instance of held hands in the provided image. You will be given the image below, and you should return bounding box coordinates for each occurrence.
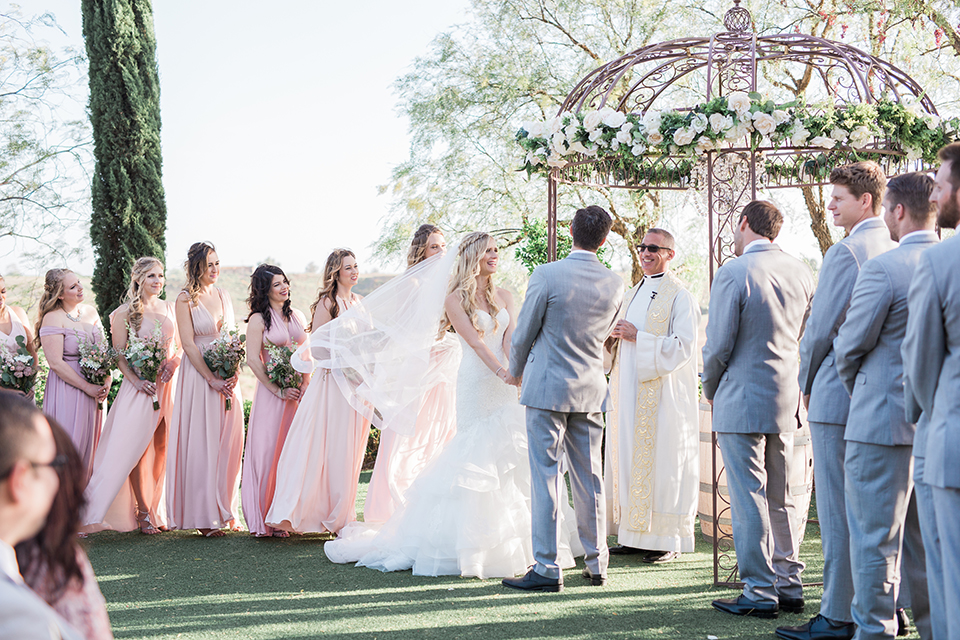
[496,366,521,387]
[137,379,157,397]
[611,320,638,343]
[159,359,176,383]
[208,374,237,398]
[276,387,301,402]
[95,383,110,403]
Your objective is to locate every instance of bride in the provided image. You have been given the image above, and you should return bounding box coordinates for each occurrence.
[324,231,582,578]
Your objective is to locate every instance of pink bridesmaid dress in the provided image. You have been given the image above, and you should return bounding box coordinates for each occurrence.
[39,324,104,482]
[165,288,244,531]
[265,295,372,535]
[0,311,27,353]
[241,308,307,536]
[82,304,179,533]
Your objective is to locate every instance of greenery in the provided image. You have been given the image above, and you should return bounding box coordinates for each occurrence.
[515,218,610,274]
[83,0,167,337]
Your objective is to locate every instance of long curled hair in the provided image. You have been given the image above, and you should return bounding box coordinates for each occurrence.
[443,232,500,337]
[246,264,292,332]
[183,242,217,304]
[15,417,86,602]
[308,249,355,331]
[407,224,443,268]
[124,257,164,334]
[34,269,74,338]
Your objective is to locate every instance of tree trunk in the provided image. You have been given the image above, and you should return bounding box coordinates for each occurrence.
[801,185,834,256]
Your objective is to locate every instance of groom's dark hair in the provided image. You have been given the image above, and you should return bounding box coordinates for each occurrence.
[571,205,613,251]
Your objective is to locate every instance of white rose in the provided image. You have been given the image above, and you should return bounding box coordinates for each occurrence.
[926,114,941,130]
[523,121,546,138]
[564,123,579,139]
[551,131,566,152]
[583,111,604,132]
[610,138,621,151]
[545,116,564,134]
[620,121,634,133]
[809,135,838,149]
[647,130,665,146]
[772,110,791,125]
[905,102,924,117]
[568,141,590,156]
[791,126,810,146]
[602,109,627,128]
[631,143,647,156]
[525,151,544,166]
[752,112,777,136]
[691,113,709,133]
[849,125,873,149]
[905,146,922,161]
[546,153,568,168]
[696,137,716,153]
[588,129,604,143]
[709,113,733,133]
[642,110,662,130]
[616,129,633,145]
[727,91,751,116]
[830,127,849,143]
[673,127,696,146]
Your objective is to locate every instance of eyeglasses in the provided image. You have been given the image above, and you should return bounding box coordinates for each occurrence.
[0,454,67,480]
[637,244,672,254]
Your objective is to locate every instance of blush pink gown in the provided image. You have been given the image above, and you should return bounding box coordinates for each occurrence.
[265,296,372,535]
[82,304,179,533]
[241,308,307,536]
[165,288,244,531]
[39,323,105,483]
[0,311,27,354]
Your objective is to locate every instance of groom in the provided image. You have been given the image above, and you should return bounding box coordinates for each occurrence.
[503,205,624,592]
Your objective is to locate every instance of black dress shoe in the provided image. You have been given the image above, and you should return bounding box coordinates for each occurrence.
[779,597,805,614]
[581,568,607,586]
[642,550,680,564]
[712,595,779,619]
[502,568,563,593]
[609,544,651,555]
[896,608,909,636]
[775,613,855,640]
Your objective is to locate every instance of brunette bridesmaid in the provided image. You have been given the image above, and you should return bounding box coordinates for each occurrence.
[36,269,110,482]
[265,249,371,535]
[83,257,181,534]
[165,242,244,537]
[241,264,309,538]
[0,273,39,396]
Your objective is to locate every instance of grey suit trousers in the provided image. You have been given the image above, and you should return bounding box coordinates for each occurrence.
[931,486,960,639]
[811,421,855,623]
[716,432,803,603]
[845,442,929,639]
[526,408,608,579]
[914,456,946,640]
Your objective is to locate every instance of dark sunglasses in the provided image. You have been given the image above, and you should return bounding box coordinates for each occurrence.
[0,453,68,480]
[637,244,672,254]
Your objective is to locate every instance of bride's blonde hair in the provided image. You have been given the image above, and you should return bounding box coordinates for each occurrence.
[442,231,500,337]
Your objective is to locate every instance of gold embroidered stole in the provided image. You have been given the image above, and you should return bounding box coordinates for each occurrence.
[609,272,681,530]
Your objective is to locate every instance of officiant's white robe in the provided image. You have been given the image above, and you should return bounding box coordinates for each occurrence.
[604,271,700,552]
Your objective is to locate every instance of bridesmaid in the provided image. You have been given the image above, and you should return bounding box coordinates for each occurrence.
[266,249,371,535]
[166,242,244,537]
[363,225,460,523]
[0,273,39,397]
[241,264,309,538]
[36,269,110,482]
[83,257,181,534]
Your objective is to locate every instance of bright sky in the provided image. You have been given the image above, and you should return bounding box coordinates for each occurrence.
[25,0,471,274]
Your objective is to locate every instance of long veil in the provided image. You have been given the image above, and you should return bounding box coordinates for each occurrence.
[292,249,460,437]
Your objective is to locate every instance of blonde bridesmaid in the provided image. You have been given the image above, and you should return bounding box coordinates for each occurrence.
[166,242,244,537]
[266,249,371,535]
[0,273,39,396]
[36,269,110,482]
[83,257,181,534]
[241,264,309,537]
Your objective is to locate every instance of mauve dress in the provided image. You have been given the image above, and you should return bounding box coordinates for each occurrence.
[165,288,244,531]
[265,295,372,535]
[241,308,307,535]
[39,323,104,482]
[82,304,179,532]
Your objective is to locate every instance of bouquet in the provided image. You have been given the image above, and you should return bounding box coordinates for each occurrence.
[124,320,169,410]
[264,340,302,398]
[0,335,38,395]
[77,331,119,393]
[202,327,245,410]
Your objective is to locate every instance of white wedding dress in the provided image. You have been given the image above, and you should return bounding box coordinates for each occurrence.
[324,308,583,578]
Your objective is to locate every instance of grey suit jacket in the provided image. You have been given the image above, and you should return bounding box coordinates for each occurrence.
[834,231,939,446]
[0,573,83,640]
[702,242,815,434]
[799,217,897,425]
[511,252,623,413]
[902,234,960,489]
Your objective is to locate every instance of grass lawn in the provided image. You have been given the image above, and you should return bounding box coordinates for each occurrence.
[83,472,917,640]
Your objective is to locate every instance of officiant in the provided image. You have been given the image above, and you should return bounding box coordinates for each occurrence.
[603,228,701,564]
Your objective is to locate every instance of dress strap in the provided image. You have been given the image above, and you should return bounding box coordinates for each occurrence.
[38,326,69,337]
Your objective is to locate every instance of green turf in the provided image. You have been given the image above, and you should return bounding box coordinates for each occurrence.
[83,472,918,639]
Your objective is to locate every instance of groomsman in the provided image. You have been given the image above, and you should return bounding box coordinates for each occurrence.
[702,200,814,619]
[790,162,896,640]
[902,142,960,640]
[832,172,936,640]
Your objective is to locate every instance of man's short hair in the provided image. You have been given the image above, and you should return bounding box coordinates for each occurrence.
[645,227,675,249]
[0,392,43,481]
[938,142,960,195]
[829,161,887,215]
[886,172,935,226]
[571,205,613,251]
[740,200,783,241]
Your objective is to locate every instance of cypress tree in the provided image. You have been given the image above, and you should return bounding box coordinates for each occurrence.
[83,0,166,336]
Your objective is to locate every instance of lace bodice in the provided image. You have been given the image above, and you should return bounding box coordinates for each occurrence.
[455,308,517,429]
